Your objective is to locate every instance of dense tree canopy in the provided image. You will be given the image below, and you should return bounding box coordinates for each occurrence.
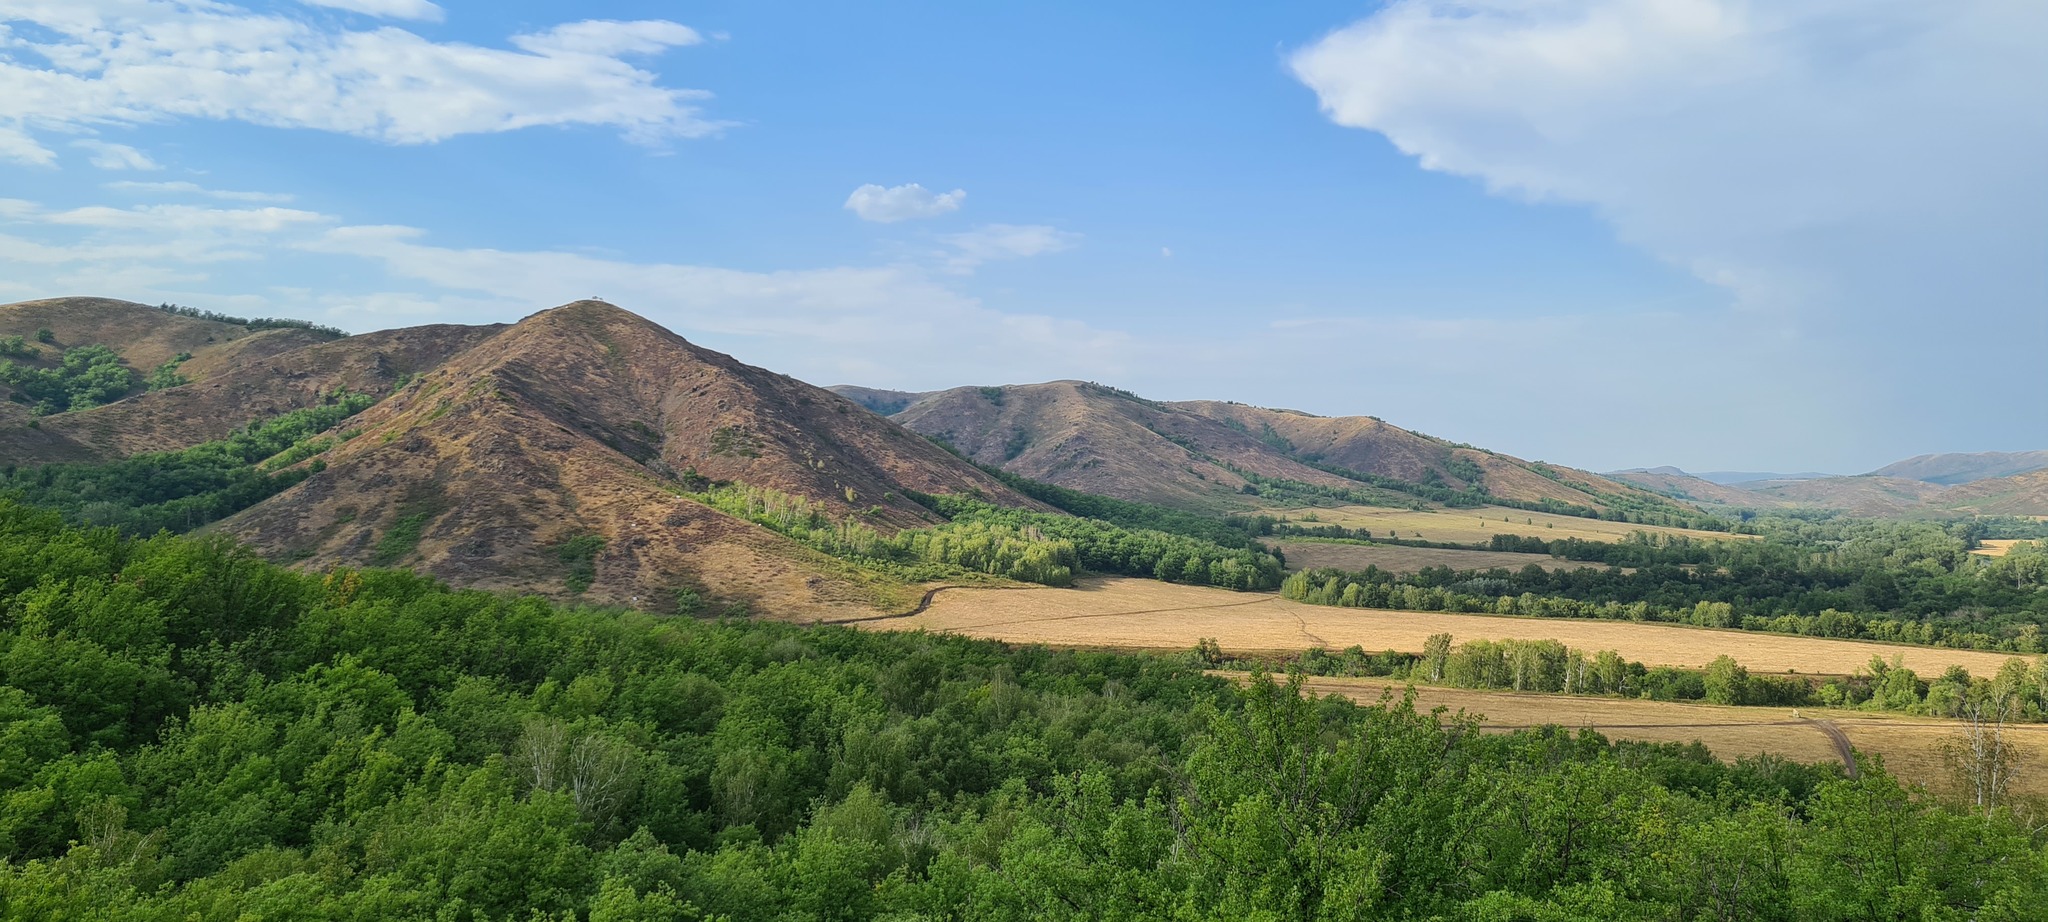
[2,507,2046,919]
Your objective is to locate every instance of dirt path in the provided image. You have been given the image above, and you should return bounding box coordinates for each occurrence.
[815,584,1044,626]
[1806,719,1860,777]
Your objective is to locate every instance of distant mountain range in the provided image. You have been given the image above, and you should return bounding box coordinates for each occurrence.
[1609,451,2048,517]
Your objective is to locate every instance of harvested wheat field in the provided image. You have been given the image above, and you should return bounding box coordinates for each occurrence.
[1283,676,2048,799]
[1290,505,1746,546]
[869,577,2023,677]
[1276,540,1612,574]
[1972,539,2033,558]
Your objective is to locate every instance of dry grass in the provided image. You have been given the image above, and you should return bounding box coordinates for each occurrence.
[1282,676,2048,798]
[1971,539,2032,558]
[1276,540,1611,574]
[1288,505,1745,545]
[877,577,2023,677]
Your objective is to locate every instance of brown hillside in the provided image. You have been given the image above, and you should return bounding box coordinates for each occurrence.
[889,381,1362,509]
[1926,468,2048,516]
[1740,476,1949,517]
[216,301,1043,614]
[1172,400,1671,512]
[0,297,283,376]
[0,320,504,463]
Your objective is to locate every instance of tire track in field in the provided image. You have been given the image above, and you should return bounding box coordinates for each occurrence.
[831,584,1282,632]
[814,584,1044,626]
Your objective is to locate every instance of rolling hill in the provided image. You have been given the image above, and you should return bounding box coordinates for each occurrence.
[1,298,1046,616]
[1867,450,2048,485]
[845,381,1698,520]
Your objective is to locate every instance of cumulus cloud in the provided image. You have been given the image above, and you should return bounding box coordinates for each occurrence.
[73,141,161,171]
[844,183,966,223]
[298,0,444,21]
[0,0,721,161]
[1289,0,2048,460]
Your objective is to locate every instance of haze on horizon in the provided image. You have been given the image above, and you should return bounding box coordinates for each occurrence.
[1,0,2041,475]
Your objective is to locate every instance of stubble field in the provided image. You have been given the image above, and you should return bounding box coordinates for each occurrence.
[1285,676,2048,799]
[869,577,2022,677]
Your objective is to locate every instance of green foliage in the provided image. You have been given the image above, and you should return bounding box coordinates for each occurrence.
[0,512,2043,918]
[556,534,606,593]
[0,344,140,415]
[1282,516,2048,653]
[0,394,374,534]
[151,302,347,338]
[34,327,54,343]
[708,425,763,458]
[0,335,33,358]
[372,513,429,566]
[145,353,191,392]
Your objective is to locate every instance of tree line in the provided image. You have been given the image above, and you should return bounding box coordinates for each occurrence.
[0,393,372,535]
[685,481,1285,591]
[3,508,2046,919]
[1280,519,2048,653]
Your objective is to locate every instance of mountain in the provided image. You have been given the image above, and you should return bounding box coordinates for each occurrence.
[2,298,1046,617]
[1924,468,2048,517]
[830,385,929,417]
[1606,468,1792,509]
[1691,471,1834,485]
[1867,450,2048,486]
[847,381,1688,516]
[1170,400,1670,512]
[1736,476,1952,517]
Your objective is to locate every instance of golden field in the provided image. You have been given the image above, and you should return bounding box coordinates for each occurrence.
[870,577,2022,677]
[1286,504,1747,545]
[1284,676,2048,799]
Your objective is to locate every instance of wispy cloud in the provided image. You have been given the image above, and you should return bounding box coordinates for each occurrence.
[0,1,723,164]
[939,224,1079,270]
[104,181,295,204]
[73,141,161,171]
[297,0,444,21]
[845,183,967,223]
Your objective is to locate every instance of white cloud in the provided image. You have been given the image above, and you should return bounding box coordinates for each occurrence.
[1289,0,2048,316]
[73,140,161,171]
[1289,0,2048,460]
[844,183,966,223]
[298,0,444,22]
[940,224,1079,270]
[0,1,721,158]
[0,187,1129,387]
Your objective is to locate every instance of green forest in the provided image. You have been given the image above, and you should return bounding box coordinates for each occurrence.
[4,505,2047,920]
[1280,518,2048,653]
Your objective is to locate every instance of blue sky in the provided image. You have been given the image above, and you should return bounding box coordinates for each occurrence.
[2,1,2043,474]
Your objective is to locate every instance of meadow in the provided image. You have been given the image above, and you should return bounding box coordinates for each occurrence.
[874,576,2022,676]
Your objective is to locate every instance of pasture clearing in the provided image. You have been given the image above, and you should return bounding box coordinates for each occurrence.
[1283,676,2048,799]
[1276,540,1612,574]
[1282,504,1746,545]
[871,577,2023,677]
